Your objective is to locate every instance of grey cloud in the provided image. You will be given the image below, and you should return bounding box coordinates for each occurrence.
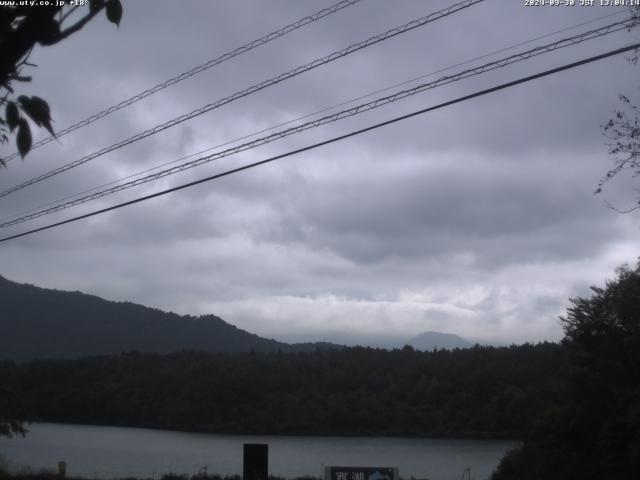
[0,0,638,345]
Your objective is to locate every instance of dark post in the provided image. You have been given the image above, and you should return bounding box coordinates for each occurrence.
[243,443,268,480]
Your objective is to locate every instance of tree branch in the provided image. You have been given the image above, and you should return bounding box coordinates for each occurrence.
[604,199,640,214]
[57,5,104,42]
[60,5,80,24]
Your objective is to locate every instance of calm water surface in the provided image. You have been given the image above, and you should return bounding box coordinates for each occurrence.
[0,423,517,480]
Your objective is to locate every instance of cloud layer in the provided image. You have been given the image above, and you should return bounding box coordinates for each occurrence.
[0,0,638,345]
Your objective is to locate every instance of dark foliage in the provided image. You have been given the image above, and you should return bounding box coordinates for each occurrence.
[0,1,122,164]
[492,263,640,480]
[0,342,566,439]
[0,473,260,480]
[598,95,640,212]
[0,473,313,480]
[0,386,26,438]
[596,7,640,211]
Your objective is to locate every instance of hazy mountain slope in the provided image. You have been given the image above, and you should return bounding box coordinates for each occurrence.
[0,275,297,360]
[408,331,472,350]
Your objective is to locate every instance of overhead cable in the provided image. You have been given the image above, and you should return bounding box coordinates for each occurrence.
[1,42,637,244]
[1,0,365,163]
[0,0,485,199]
[0,17,632,228]
[4,8,623,225]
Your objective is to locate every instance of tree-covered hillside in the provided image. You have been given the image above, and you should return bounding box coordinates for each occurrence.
[0,342,565,438]
[0,275,330,360]
[492,263,640,480]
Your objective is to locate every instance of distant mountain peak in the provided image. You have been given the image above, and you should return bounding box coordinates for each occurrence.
[408,331,472,351]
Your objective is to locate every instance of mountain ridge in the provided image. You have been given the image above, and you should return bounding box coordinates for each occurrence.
[408,330,473,350]
[0,275,473,360]
[0,275,332,360]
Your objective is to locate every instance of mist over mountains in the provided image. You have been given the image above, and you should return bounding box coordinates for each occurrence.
[0,275,472,361]
[407,331,473,350]
[278,330,473,351]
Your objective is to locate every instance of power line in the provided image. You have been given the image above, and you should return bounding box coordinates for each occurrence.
[3,8,624,225]
[0,0,485,199]
[1,0,365,163]
[0,17,631,228]
[1,42,637,244]
[0,17,630,226]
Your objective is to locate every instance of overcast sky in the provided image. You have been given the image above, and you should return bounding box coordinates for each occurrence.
[0,0,639,346]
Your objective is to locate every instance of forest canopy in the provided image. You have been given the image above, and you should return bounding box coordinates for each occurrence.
[0,342,566,439]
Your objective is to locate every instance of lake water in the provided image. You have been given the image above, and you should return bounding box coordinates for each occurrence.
[0,423,517,480]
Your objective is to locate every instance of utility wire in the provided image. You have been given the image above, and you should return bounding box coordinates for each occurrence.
[0,17,632,228]
[0,10,627,228]
[1,0,365,163]
[0,0,485,199]
[1,42,637,244]
[0,17,629,226]
[2,8,624,225]
[10,5,622,183]
[3,10,626,224]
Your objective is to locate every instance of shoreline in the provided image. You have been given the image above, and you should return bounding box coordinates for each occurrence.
[16,421,522,442]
